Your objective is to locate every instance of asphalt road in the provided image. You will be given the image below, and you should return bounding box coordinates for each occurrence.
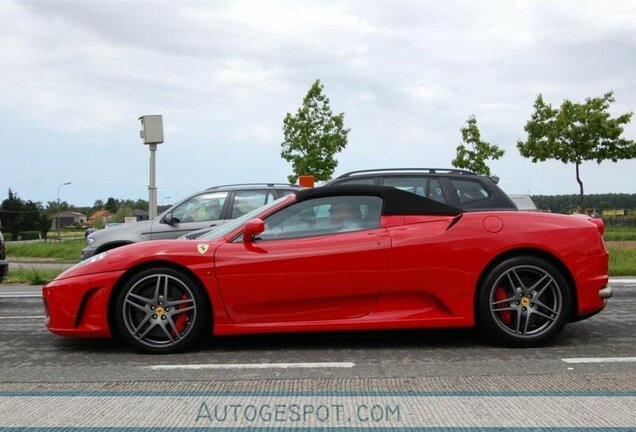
[1,279,635,429]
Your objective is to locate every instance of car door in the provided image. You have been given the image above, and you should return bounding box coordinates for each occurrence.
[149,191,229,239]
[214,195,391,324]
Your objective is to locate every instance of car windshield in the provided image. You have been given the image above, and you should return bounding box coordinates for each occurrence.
[197,195,294,240]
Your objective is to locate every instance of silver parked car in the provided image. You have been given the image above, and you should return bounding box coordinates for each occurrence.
[81,183,300,260]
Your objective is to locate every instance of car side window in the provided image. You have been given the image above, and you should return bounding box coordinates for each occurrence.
[231,190,268,218]
[428,178,445,203]
[259,196,383,241]
[382,176,447,203]
[171,191,228,223]
[382,177,426,197]
[450,179,491,203]
[336,178,376,186]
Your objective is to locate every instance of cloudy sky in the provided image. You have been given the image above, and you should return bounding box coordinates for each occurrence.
[1,0,635,207]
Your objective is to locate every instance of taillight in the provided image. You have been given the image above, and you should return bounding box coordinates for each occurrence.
[590,218,605,236]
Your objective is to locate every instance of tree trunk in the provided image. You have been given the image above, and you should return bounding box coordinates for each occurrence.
[576,163,585,212]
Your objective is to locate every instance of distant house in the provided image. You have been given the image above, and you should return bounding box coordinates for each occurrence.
[52,211,88,230]
[508,194,538,212]
[89,210,113,226]
[132,209,150,221]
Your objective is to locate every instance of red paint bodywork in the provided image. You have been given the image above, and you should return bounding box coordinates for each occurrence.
[43,198,609,340]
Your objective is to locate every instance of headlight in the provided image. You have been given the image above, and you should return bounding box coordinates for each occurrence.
[67,251,108,272]
[89,252,108,263]
[86,237,96,246]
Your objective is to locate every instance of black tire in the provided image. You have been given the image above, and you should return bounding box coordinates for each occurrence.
[114,267,208,353]
[476,256,572,347]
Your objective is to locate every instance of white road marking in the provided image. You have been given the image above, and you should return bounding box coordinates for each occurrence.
[149,362,356,370]
[562,357,636,364]
[0,294,41,298]
[0,316,45,320]
[609,278,636,284]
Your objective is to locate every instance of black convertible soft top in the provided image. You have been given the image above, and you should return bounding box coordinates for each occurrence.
[295,185,462,216]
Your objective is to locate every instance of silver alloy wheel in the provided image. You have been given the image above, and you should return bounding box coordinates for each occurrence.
[488,264,563,338]
[122,273,197,348]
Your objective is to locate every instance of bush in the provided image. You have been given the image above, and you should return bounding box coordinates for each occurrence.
[19,231,42,240]
[603,217,636,227]
[3,232,13,241]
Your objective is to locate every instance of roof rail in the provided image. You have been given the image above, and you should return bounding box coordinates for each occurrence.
[336,168,477,178]
[206,183,299,190]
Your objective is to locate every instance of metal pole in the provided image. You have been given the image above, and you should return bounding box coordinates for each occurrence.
[56,182,71,240]
[148,144,157,219]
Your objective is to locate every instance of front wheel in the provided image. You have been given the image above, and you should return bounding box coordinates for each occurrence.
[476,256,572,347]
[114,267,208,353]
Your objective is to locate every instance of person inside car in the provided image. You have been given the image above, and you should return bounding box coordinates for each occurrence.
[329,201,363,232]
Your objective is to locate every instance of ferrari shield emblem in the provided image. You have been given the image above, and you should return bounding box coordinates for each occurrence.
[197,244,209,255]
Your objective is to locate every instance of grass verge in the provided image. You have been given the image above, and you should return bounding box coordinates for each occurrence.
[608,248,636,276]
[604,227,636,241]
[4,268,63,285]
[6,240,84,261]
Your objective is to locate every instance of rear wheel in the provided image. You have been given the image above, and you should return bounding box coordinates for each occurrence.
[477,256,571,347]
[114,267,207,353]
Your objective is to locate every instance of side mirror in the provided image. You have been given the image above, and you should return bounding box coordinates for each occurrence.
[163,213,175,225]
[243,218,265,242]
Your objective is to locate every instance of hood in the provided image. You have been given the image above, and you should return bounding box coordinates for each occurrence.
[88,219,154,241]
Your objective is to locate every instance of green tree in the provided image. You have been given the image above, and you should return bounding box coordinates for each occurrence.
[92,199,104,212]
[104,197,119,214]
[0,189,25,239]
[281,79,350,183]
[517,91,636,211]
[111,205,132,223]
[452,116,504,175]
[46,200,69,213]
[38,213,52,239]
[19,201,42,231]
[92,218,105,230]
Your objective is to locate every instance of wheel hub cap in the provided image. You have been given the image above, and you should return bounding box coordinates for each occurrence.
[520,297,530,307]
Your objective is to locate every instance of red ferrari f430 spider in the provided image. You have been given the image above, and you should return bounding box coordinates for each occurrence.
[43,185,611,353]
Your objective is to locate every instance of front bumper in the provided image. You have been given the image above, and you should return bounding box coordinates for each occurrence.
[43,270,125,337]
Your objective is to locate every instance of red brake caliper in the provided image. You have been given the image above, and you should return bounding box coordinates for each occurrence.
[173,293,191,334]
[495,287,513,325]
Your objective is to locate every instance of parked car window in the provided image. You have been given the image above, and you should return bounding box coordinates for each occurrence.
[336,178,376,186]
[428,178,445,203]
[383,176,446,203]
[267,191,277,203]
[172,191,228,223]
[382,177,426,196]
[450,179,491,203]
[231,190,269,218]
[260,196,383,240]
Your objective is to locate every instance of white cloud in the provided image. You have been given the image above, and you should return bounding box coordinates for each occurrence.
[1,0,635,205]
